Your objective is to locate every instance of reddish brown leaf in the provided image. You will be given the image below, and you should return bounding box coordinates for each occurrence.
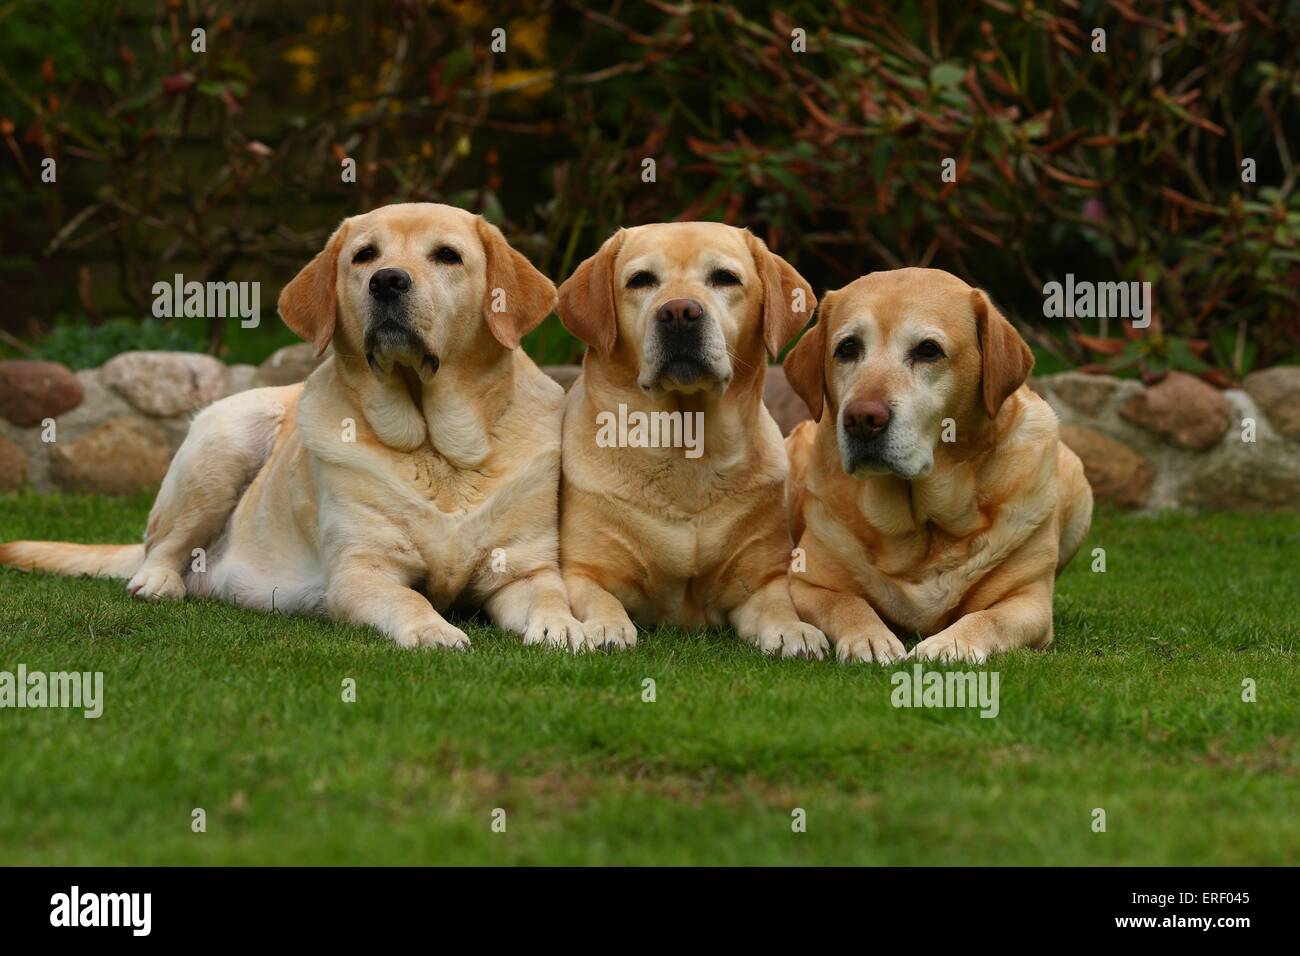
[1042,165,1103,189]
[1073,334,1127,356]
[161,73,193,96]
[1159,187,1219,215]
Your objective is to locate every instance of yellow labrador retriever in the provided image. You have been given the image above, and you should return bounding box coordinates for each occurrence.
[0,203,585,651]
[557,221,828,658]
[782,268,1092,664]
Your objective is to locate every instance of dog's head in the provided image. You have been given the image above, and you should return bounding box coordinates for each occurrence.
[557,222,814,399]
[277,203,555,382]
[784,268,1033,480]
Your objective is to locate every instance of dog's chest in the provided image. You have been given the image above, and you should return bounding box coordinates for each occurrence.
[389,449,532,601]
[403,447,498,512]
[392,442,556,600]
[856,500,1046,632]
[836,450,1056,632]
[869,537,996,632]
[607,492,774,631]
[621,475,769,578]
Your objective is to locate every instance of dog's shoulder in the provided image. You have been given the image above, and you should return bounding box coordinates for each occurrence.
[293,358,350,447]
[510,350,566,412]
[784,419,816,471]
[783,420,818,542]
[783,417,816,497]
[984,386,1062,500]
[1005,384,1060,447]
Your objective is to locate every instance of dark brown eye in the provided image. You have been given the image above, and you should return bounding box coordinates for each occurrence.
[834,336,862,362]
[626,270,657,289]
[433,246,462,264]
[709,269,741,287]
[352,245,377,264]
[912,339,945,362]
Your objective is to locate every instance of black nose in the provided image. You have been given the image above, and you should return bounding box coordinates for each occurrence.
[655,298,704,331]
[369,267,411,302]
[842,400,891,440]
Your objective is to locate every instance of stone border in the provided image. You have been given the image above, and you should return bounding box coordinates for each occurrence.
[1034,370,1300,510]
[0,346,323,495]
[2,351,1298,509]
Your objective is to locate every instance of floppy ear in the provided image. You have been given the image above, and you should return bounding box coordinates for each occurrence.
[972,289,1034,417]
[557,229,624,357]
[278,223,347,357]
[746,231,817,359]
[782,290,833,422]
[476,217,557,350]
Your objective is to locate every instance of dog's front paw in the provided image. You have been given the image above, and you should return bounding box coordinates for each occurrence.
[523,613,591,653]
[834,630,906,665]
[582,617,638,651]
[910,633,988,664]
[394,619,471,650]
[127,566,186,603]
[749,622,829,660]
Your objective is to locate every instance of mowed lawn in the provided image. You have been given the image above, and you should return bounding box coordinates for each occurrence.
[0,491,1296,866]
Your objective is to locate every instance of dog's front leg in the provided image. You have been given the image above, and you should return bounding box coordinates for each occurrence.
[790,577,905,664]
[327,557,469,650]
[910,581,1054,664]
[565,572,638,651]
[730,577,829,660]
[484,570,589,653]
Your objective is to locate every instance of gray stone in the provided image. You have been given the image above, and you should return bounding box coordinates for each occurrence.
[1243,366,1300,439]
[49,368,137,439]
[0,359,84,427]
[1119,371,1230,451]
[253,343,327,387]
[0,418,50,491]
[101,351,226,418]
[763,365,813,436]
[48,416,173,495]
[224,363,259,397]
[1181,451,1300,510]
[1040,371,1135,417]
[1059,424,1153,509]
[0,434,26,491]
[541,364,582,393]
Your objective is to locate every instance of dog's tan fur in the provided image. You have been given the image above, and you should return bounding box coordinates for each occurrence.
[556,221,828,658]
[782,268,1093,663]
[0,203,585,650]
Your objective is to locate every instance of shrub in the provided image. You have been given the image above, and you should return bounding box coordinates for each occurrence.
[29,315,207,370]
[1,1,1297,375]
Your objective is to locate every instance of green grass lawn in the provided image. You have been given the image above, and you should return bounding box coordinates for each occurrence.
[0,491,1296,865]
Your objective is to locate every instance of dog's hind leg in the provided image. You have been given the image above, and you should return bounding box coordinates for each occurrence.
[127,386,300,602]
[1055,443,1093,575]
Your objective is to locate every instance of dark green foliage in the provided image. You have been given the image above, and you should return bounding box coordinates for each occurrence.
[30,316,208,369]
[1,2,1297,372]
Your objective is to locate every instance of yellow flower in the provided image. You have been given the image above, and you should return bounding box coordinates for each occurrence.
[487,68,554,98]
[510,16,549,63]
[282,45,319,68]
[438,0,485,27]
[307,14,348,36]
